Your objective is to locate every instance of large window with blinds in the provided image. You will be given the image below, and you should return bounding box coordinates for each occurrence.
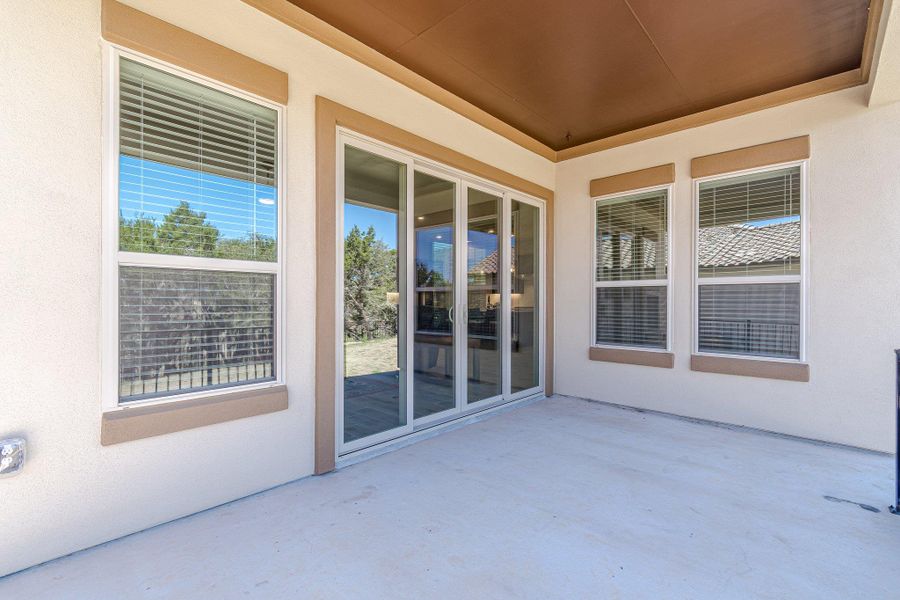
[694,164,805,360]
[593,187,671,350]
[108,52,282,405]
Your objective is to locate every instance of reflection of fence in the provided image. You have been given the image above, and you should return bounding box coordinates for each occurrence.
[415,305,500,338]
[698,319,799,358]
[417,304,452,334]
[467,308,498,337]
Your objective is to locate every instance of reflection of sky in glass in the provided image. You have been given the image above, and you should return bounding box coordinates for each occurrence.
[467,230,497,269]
[344,203,397,248]
[743,216,798,227]
[119,155,277,240]
[417,227,453,283]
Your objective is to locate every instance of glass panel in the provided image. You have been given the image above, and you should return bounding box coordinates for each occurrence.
[118,58,278,262]
[466,189,502,403]
[413,171,456,419]
[596,189,668,282]
[698,166,801,277]
[118,267,275,402]
[698,283,801,359]
[595,286,667,349]
[510,200,540,393]
[342,145,407,443]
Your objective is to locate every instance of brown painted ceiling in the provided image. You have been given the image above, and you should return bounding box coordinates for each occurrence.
[289,0,871,150]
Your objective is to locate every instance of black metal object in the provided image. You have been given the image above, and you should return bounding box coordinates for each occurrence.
[891,349,900,515]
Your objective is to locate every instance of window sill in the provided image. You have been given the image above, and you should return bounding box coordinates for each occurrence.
[589,346,674,369]
[101,384,288,446]
[690,355,809,382]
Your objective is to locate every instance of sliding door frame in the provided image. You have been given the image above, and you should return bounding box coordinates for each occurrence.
[410,162,463,428]
[316,97,554,473]
[506,193,547,401]
[462,180,507,411]
[336,133,415,456]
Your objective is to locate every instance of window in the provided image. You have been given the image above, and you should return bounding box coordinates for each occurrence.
[694,164,805,360]
[107,52,282,406]
[593,187,670,350]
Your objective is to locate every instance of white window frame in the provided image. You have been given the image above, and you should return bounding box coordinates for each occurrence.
[101,44,287,412]
[691,160,809,363]
[590,184,674,353]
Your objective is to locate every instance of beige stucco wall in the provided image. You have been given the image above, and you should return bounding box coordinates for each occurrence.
[0,0,553,576]
[554,85,900,454]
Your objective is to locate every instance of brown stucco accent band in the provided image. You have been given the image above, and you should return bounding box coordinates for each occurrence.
[101,385,289,446]
[690,355,809,382]
[690,136,810,179]
[590,164,675,197]
[102,0,288,104]
[589,347,674,369]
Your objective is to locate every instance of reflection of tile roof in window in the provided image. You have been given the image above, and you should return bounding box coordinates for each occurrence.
[699,221,800,267]
[598,237,659,270]
[471,250,515,274]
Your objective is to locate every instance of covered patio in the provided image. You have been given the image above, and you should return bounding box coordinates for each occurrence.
[3,396,897,599]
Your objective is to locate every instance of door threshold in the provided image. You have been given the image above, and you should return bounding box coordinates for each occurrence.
[336,392,546,469]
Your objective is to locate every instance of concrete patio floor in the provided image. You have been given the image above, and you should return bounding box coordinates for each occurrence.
[3,395,899,599]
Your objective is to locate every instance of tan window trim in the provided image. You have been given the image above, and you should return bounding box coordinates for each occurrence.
[102,0,288,104]
[690,136,810,179]
[590,163,675,197]
[316,96,554,475]
[589,347,674,369]
[690,355,809,382]
[100,385,288,446]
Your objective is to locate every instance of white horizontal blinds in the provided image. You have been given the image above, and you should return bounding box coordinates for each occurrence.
[696,166,802,360]
[119,267,276,402]
[596,189,667,281]
[596,286,667,349]
[119,58,278,262]
[698,166,800,277]
[115,55,280,405]
[594,189,668,349]
[698,283,800,358]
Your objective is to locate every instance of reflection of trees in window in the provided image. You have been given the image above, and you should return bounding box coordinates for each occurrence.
[119,200,276,262]
[117,200,278,399]
[416,260,450,288]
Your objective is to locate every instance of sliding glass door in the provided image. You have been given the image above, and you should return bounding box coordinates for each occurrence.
[509,198,542,395]
[340,141,411,448]
[412,169,458,422]
[465,186,503,405]
[338,131,544,454]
